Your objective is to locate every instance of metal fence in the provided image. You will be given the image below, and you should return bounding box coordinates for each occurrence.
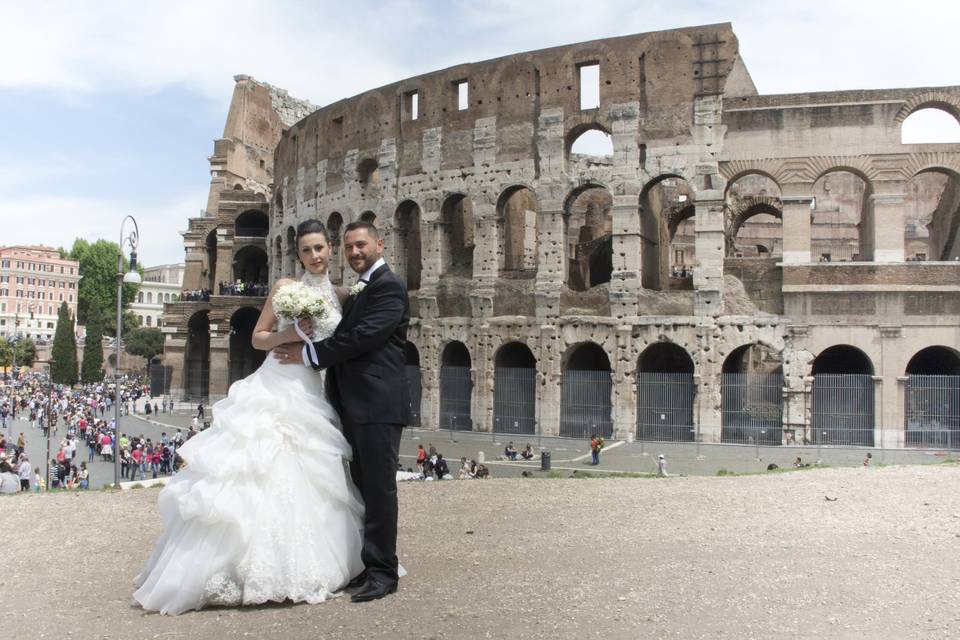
[811,374,875,446]
[721,374,783,445]
[905,374,960,448]
[405,365,421,427]
[560,369,613,438]
[636,372,695,441]
[439,366,473,431]
[493,367,536,434]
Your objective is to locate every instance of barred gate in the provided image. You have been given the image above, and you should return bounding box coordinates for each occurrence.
[405,365,421,427]
[149,364,173,397]
[184,361,209,401]
[905,375,960,448]
[636,373,695,441]
[811,374,874,446]
[721,374,783,445]
[493,367,536,434]
[439,366,472,430]
[560,370,613,438]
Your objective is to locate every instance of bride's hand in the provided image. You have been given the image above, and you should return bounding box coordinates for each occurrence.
[297,318,315,339]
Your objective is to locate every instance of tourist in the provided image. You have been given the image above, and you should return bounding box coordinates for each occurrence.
[504,441,518,461]
[434,453,450,480]
[78,462,89,489]
[864,452,872,467]
[0,461,20,493]
[590,434,602,465]
[520,444,534,461]
[17,455,31,492]
[415,445,427,473]
[656,454,668,477]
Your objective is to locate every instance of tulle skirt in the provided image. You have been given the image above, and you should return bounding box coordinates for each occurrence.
[133,357,364,615]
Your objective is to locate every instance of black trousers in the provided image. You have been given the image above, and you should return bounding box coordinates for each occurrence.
[343,422,403,584]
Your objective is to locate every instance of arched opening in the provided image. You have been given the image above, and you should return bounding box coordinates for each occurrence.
[560,342,612,438]
[204,229,217,292]
[184,311,210,400]
[405,342,422,427]
[725,175,783,260]
[285,226,297,278]
[234,210,268,237]
[905,346,960,448]
[439,194,475,277]
[357,158,381,187]
[498,186,538,277]
[568,125,614,158]
[360,210,378,226]
[811,345,875,446]
[636,343,695,441]
[232,246,269,292]
[327,212,344,285]
[904,169,960,261]
[273,235,283,281]
[228,307,264,385]
[640,176,696,290]
[493,342,537,435]
[564,184,613,291]
[439,341,472,430]
[901,107,960,144]
[812,170,872,262]
[721,344,783,445]
[394,201,422,291]
[146,292,153,304]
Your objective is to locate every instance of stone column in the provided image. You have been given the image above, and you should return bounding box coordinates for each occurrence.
[474,329,494,433]
[537,325,561,437]
[535,206,564,318]
[164,338,187,399]
[871,192,906,262]
[419,334,440,430]
[610,198,641,318]
[693,199,724,316]
[781,190,814,264]
[612,325,636,440]
[417,201,441,319]
[469,203,497,318]
[207,335,230,401]
[215,232,233,288]
[695,326,722,443]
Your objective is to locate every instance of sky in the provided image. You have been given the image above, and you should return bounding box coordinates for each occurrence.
[1,0,958,266]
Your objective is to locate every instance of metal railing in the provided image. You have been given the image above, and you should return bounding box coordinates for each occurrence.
[493,367,536,434]
[811,374,875,447]
[905,375,960,448]
[560,369,613,438]
[636,372,695,442]
[439,366,472,431]
[721,373,783,445]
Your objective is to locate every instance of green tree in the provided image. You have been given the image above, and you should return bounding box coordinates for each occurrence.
[69,238,141,326]
[0,337,36,369]
[50,302,78,385]
[103,309,141,338]
[124,327,164,364]
[81,306,105,383]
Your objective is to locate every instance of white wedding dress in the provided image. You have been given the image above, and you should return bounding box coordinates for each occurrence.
[133,271,364,615]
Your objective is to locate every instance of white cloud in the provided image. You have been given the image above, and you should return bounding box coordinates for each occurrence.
[0,190,205,267]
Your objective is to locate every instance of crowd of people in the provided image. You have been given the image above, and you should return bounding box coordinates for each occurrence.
[218,280,269,296]
[181,288,212,302]
[406,443,491,481]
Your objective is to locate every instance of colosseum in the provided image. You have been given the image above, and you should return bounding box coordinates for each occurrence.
[165,22,960,449]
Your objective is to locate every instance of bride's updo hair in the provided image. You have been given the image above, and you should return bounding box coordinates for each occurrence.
[295,219,329,246]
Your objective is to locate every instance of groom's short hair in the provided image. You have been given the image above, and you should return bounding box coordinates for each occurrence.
[344,221,379,240]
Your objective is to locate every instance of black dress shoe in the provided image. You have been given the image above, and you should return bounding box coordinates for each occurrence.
[345,571,368,591]
[350,579,398,603]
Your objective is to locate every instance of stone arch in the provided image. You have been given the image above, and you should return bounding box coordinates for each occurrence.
[563,183,613,291]
[497,185,539,276]
[232,245,269,285]
[901,107,960,144]
[566,122,614,158]
[184,310,210,400]
[811,168,874,262]
[727,202,783,258]
[640,174,696,290]
[357,158,381,188]
[234,209,268,237]
[905,345,960,447]
[493,341,537,434]
[894,91,960,125]
[285,225,297,278]
[360,210,378,225]
[394,200,422,291]
[811,345,875,446]
[203,229,218,292]
[439,193,475,277]
[906,345,960,375]
[228,307,264,385]
[636,342,696,442]
[405,342,422,427]
[904,167,960,261]
[327,212,344,284]
[560,342,613,438]
[721,344,783,445]
[439,340,472,430]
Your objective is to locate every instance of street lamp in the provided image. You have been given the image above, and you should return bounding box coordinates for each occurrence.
[114,215,142,488]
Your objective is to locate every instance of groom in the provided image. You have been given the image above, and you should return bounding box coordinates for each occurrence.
[275,220,411,603]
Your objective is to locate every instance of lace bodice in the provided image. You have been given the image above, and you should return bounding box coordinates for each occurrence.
[276,271,342,341]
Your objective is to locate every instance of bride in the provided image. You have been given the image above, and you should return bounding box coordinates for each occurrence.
[133,219,364,615]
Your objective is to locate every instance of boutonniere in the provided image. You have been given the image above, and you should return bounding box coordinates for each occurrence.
[349,280,368,297]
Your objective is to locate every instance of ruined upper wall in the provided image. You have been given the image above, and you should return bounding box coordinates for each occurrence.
[274,23,744,181]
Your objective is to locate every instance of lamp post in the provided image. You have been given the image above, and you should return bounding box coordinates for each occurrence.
[114,215,142,488]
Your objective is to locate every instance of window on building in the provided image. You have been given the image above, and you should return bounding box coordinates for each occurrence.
[145,316,152,326]
[578,62,600,110]
[455,80,468,111]
[404,90,420,121]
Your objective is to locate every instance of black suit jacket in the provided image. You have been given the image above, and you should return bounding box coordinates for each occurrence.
[308,263,412,426]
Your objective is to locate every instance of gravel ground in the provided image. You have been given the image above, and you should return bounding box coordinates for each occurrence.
[3,465,960,639]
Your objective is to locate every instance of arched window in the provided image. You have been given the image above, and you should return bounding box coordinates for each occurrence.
[721,344,783,445]
[493,342,537,434]
[901,108,960,144]
[811,345,875,446]
[439,341,472,430]
[636,343,695,441]
[560,343,612,438]
[564,184,612,291]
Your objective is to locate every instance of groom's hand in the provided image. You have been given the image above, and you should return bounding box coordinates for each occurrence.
[273,343,303,365]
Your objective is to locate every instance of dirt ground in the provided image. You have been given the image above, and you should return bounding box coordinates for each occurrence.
[3,465,960,639]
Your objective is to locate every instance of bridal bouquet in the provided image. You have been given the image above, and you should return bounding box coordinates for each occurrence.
[273,282,329,323]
